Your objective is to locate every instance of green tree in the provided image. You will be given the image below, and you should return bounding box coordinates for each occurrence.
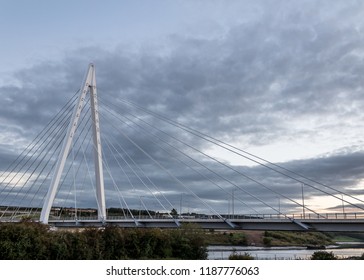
[0,221,49,259]
[101,226,127,259]
[0,221,208,260]
[170,224,207,259]
[170,208,178,217]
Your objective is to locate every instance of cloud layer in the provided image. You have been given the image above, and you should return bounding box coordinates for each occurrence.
[1,0,364,215]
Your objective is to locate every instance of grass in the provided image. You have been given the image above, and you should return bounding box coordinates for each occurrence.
[203,231,248,246]
[263,231,333,247]
[331,235,362,242]
[204,230,336,247]
[330,233,364,243]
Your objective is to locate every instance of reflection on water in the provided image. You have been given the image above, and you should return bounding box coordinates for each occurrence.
[208,243,364,260]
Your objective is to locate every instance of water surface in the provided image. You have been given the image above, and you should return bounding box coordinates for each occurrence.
[208,243,364,260]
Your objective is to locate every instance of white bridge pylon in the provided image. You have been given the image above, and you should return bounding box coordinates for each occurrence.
[40,63,106,224]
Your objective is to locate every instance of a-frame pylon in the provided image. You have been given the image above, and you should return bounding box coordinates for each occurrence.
[40,63,106,224]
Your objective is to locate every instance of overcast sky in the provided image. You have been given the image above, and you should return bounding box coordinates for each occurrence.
[1,0,364,216]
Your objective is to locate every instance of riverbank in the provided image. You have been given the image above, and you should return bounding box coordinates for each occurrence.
[205,230,364,260]
[207,243,364,260]
[205,230,336,247]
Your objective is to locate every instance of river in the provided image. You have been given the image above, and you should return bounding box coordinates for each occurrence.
[207,242,364,260]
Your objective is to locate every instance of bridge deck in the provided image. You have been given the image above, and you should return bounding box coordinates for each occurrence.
[45,218,364,232]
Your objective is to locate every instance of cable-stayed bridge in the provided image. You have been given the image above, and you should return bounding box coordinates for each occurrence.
[1,64,364,232]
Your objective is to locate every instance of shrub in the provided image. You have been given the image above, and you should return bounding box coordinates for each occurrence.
[311,251,337,260]
[229,233,248,245]
[229,252,255,260]
[0,221,49,259]
[0,221,207,260]
[263,237,273,247]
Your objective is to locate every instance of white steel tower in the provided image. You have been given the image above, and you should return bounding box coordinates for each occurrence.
[40,63,106,224]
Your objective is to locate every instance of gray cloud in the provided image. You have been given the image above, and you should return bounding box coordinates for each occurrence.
[1,0,364,215]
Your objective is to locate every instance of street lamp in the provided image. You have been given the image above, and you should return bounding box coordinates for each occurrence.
[180,193,183,218]
[278,196,281,218]
[232,188,236,219]
[139,196,146,219]
[301,183,306,219]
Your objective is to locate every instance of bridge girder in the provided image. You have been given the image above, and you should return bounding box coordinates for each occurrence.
[47,218,364,232]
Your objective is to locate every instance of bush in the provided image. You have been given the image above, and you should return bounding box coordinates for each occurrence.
[311,251,337,260]
[263,237,273,246]
[0,221,49,259]
[264,231,332,246]
[229,233,248,245]
[229,252,254,260]
[346,253,364,260]
[0,222,207,260]
[169,223,207,259]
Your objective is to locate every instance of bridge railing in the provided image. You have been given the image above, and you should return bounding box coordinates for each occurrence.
[3,212,364,222]
[228,213,364,220]
[105,213,364,220]
[293,212,364,220]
